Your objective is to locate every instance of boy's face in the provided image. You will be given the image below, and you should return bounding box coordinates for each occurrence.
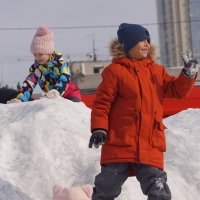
[34,53,51,64]
[128,40,150,60]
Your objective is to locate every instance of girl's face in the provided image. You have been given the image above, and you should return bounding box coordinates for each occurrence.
[128,40,150,60]
[34,53,51,64]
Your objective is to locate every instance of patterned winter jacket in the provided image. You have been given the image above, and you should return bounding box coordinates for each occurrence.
[17,52,71,102]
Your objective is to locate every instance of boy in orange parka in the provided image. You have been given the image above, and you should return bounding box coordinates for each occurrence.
[88,23,199,200]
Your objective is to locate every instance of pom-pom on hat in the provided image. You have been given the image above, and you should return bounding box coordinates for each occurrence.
[30,25,55,54]
[117,23,150,51]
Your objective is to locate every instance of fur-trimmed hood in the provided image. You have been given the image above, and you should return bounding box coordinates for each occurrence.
[109,38,157,62]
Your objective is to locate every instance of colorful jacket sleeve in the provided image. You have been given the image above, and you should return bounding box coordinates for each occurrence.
[17,64,38,102]
[53,55,71,95]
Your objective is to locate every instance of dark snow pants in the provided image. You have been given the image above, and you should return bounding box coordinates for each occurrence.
[92,163,171,200]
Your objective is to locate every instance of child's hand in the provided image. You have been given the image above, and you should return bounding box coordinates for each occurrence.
[46,89,60,99]
[7,98,22,104]
[182,49,199,78]
[88,130,107,148]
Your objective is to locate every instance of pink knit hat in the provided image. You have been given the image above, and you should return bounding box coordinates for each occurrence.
[30,25,55,54]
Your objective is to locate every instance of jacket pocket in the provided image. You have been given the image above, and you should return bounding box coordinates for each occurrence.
[151,121,166,152]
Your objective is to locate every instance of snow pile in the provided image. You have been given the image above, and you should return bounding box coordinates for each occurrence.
[164,109,200,199]
[0,98,199,200]
[0,98,98,200]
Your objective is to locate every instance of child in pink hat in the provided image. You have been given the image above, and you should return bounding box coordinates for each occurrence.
[8,25,81,103]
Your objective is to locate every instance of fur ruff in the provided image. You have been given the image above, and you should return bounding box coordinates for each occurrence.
[109,38,157,62]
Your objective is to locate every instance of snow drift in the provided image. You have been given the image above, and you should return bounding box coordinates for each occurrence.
[0,97,199,200]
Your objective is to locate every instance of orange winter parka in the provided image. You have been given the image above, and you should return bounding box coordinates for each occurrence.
[91,40,196,174]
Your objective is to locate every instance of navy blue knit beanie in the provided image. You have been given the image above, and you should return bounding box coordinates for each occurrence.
[117,23,150,51]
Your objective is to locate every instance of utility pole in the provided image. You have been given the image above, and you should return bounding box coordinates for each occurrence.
[1,62,8,87]
[0,64,4,88]
[92,35,97,61]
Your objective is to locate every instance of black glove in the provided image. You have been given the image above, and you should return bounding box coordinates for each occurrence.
[88,130,107,148]
[181,49,199,78]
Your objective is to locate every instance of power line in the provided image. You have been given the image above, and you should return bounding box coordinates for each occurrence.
[0,25,117,31]
[0,19,200,31]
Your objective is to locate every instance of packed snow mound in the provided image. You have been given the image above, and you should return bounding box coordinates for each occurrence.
[0,98,98,200]
[164,108,200,199]
[0,98,199,200]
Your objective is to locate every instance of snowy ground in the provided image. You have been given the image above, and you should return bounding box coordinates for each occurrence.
[0,97,199,200]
